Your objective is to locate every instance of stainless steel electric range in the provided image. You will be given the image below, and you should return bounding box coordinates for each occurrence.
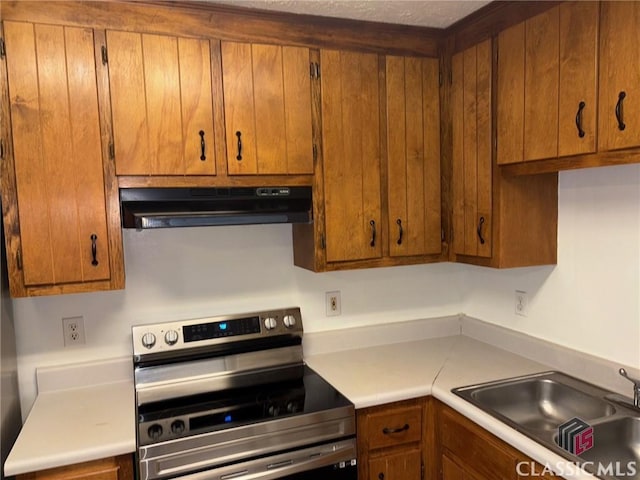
[132,307,357,480]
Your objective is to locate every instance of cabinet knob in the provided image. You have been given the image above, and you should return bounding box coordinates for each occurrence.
[378,474,384,480]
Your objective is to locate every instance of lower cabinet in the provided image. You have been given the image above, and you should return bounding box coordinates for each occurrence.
[16,455,133,480]
[436,400,561,480]
[357,397,432,480]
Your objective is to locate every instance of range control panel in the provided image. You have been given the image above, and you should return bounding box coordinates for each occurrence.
[132,307,303,357]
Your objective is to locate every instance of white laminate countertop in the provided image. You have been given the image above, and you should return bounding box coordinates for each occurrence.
[8,316,631,479]
[4,359,135,477]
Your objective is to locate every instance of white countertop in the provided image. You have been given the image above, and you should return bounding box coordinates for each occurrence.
[8,317,629,478]
[4,359,135,477]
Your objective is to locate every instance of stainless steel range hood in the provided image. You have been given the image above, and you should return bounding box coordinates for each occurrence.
[120,187,312,229]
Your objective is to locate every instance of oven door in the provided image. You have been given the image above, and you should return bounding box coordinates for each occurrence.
[155,438,357,480]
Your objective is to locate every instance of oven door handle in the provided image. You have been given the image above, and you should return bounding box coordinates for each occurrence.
[165,438,356,480]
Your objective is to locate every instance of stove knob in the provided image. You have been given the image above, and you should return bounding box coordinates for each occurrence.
[171,420,185,435]
[264,317,277,330]
[141,332,156,349]
[283,314,296,328]
[286,401,299,413]
[164,329,179,346]
[148,424,163,441]
[268,405,280,416]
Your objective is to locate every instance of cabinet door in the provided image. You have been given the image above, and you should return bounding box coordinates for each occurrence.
[4,21,111,287]
[598,1,640,151]
[107,31,215,175]
[321,50,382,263]
[451,40,492,258]
[369,449,421,480]
[386,56,441,257]
[558,1,598,157]
[442,454,485,480]
[221,42,313,175]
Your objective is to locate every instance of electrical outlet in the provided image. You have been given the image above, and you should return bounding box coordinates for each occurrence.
[515,290,529,317]
[326,291,341,317]
[62,316,86,346]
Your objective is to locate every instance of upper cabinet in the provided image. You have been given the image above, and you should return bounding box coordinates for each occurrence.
[106,30,216,176]
[386,56,441,258]
[320,49,382,263]
[598,1,640,151]
[221,42,314,175]
[497,2,598,165]
[451,39,558,268]
[293,50,443,271]
[1,21,124,297]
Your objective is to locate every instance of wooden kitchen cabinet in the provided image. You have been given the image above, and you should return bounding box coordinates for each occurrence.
[386,56,441,258]
[106,30,217,176]
[0,21,124,297]
[451,38,558,268]
[497,2,598,165]
[598,1,640,152]
[436,400,561,480]
[357,398,430,480]
[319,49,382,263]
[17,454,133,480]
[221,41,313,175]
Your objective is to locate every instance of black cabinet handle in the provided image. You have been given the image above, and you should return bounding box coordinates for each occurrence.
[396,218,403,245]
[90,234,98,266]
[616,91,626,131]
[477,216,486,245]
[378,474,384,480]
[235,131,243,160]
[369,220,376,247]
[383,423,409,435]
[575,101,586,138]
[199,130,206,161]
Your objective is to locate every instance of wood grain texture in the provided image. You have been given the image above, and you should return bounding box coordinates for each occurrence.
[451,51,464,256]
[1,1,440,57]
[106,30,150,174]
[321,49,381,263]
[557,1,598,157]
[523,7,559,161]
[222,41,257,174]
[179,37,216,175]
[475,39,492,259]
[282,46,313,174]
[462,46,478,256]
[598,1,640,151]
[369,448,422,480]
[496,22,524,165]
[17,454,133,480]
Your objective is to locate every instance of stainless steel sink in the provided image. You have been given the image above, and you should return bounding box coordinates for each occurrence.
[453,371,640,480]
[571,416,640,479]
[468,375,615,431]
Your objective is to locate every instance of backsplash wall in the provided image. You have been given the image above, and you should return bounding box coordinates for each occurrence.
[11,164,640,417]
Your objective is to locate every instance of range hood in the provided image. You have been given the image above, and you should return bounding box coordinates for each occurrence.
[120,187,312,229]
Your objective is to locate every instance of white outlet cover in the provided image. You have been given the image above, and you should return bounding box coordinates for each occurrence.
[326,291,341,317]
[515,290,529,317]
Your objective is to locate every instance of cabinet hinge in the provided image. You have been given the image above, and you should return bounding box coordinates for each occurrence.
[16,250,22,271]
[320,233,326,250]
[101,45,108,65]
[109,142,115,159]
[0,38,5,59]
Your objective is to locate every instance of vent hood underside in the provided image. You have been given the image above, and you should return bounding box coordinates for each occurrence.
[120,187,312,229]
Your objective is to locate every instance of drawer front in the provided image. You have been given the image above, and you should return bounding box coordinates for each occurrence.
[366,404,423,450]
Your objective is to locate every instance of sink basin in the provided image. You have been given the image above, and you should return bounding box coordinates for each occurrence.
[573,417,640,480]
[454,372,616,432]
[466,375,616,431]
[453,371,640,480]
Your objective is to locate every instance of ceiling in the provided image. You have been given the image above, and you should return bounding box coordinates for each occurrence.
[209,0,493,29]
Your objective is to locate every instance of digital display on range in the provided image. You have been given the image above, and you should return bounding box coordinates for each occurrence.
[182,316,261,342]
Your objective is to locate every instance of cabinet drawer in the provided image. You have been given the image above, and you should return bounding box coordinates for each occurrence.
[440,407,517,480]
[365,404,423,450]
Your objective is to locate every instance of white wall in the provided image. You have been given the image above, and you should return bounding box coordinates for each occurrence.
[11,164,640,418]
[12,226,464,417]
[461,163,640,368]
